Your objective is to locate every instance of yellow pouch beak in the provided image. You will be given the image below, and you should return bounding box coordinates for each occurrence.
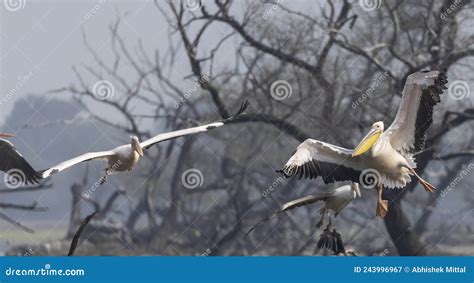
[352,129,381,157]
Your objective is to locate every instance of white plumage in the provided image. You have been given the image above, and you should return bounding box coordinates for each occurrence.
[41,102,248,183]
[279,70,448,217]
[247,183,361,235]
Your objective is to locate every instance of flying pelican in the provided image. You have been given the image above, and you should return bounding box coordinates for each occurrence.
[278,70,447,217]
[247,183,361,235]
[41,101,249,183]
[0,133,42,185]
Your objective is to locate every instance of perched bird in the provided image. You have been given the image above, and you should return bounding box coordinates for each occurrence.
[278,70,447,217]
[246,183,361,235]
[41,101,249,183]
[330,229,345,254]
[316,228,346,255]
[316,226,334,251]
[0,133,41,185]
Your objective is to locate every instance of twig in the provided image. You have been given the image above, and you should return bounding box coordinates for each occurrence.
[0,201,47,211]
[0,183,53,194]
[0,211,34,233]
[68,211,98,256]
[434,151,474,161]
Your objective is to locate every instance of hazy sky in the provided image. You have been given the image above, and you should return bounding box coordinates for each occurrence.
[0,0,248,235]
[1,0,174,120]
[0,0,178,235]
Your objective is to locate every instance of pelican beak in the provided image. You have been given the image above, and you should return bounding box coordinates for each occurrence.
[0,133,15,138]
[353,183,362,198]
[352,129,382,157]
[135,146,144,157]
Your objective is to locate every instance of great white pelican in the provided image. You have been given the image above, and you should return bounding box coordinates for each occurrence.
[41,101,248,183]
[278,70,448,217]
[247,183,361,235]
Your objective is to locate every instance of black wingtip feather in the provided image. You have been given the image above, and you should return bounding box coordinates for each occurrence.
[29,171,43,185]
[412,69,448,153]
[277,160,361,184]
[276,169,291,178]
[222,100,250,124]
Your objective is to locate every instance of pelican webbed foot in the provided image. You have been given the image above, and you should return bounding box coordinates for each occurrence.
[376,200,388,218]
[408,167,436,193]
[376,183,388,218]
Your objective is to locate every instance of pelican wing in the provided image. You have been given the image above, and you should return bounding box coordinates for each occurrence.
[140,121,225,149]
[275,193,331,212]
[280,139,365,184]
[0,139,41,184]
[385,70,448,153]
[41,150,115,178]
[246,193,330,236]
[140,100,249,149]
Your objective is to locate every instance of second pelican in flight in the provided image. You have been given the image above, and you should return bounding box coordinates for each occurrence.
[41,102,248,183]
[247,183,361,235]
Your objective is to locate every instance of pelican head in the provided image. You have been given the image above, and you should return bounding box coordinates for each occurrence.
[352,121,384,157]
[0,133,15,138]
[130,136,144,157]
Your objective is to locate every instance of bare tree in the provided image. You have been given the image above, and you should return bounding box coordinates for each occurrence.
[36,0,473,256]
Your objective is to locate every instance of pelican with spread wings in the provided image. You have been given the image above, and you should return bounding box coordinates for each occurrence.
[0,133,42,186]
[247,183,361,236]
[41,101,248,183]
[278,70,448,217]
